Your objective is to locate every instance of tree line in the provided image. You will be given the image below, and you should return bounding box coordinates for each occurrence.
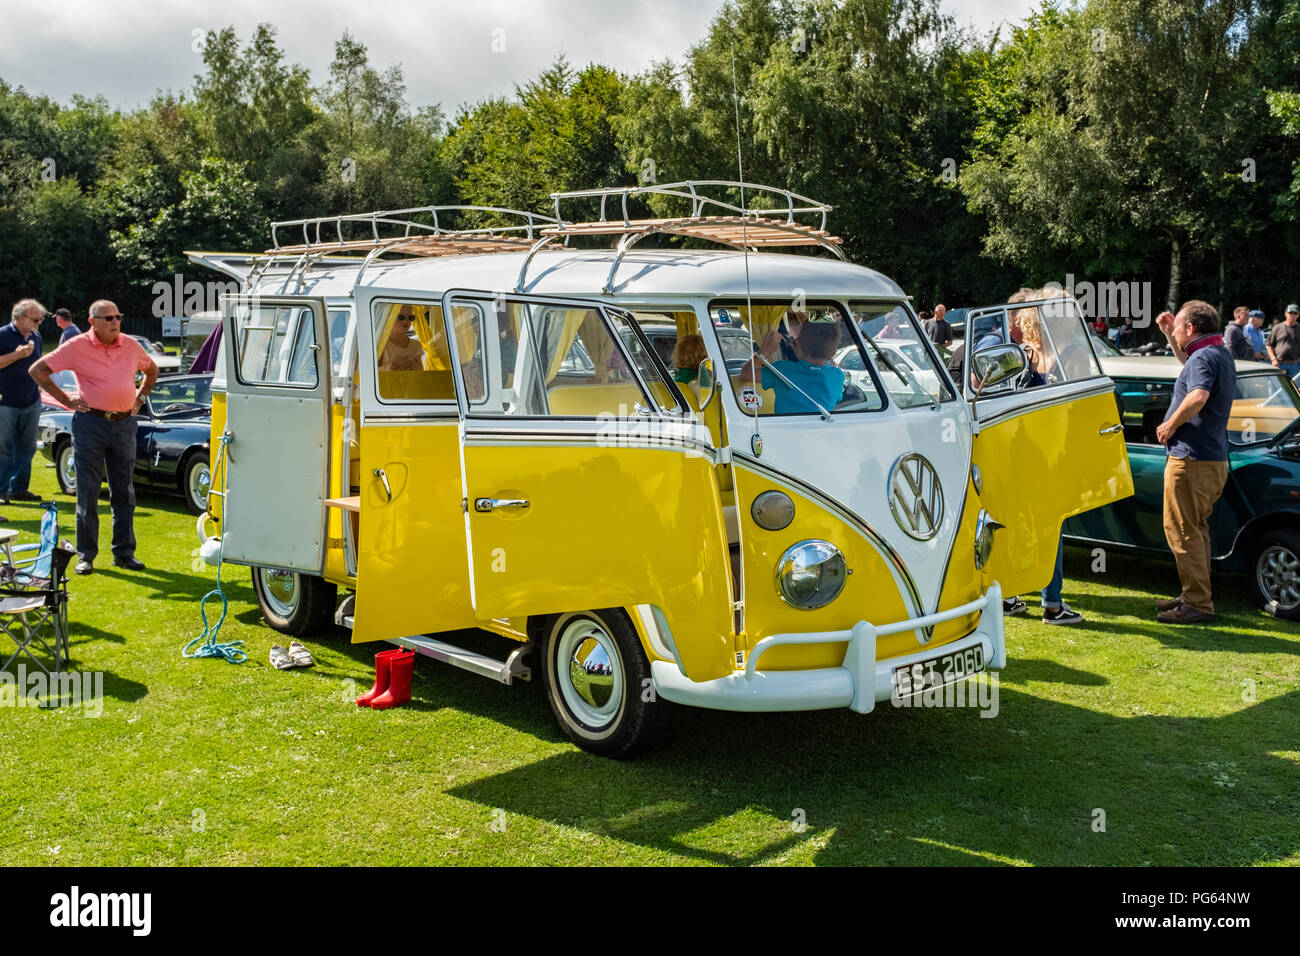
[1,0,1296,334]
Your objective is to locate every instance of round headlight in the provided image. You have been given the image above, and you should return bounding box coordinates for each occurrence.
[776,539,848,609]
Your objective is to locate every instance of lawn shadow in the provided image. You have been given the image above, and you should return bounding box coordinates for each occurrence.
[447,687,1300,866]
[1010,658,1108,686]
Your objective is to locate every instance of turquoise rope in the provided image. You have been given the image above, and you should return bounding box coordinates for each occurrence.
[183,434,246,664]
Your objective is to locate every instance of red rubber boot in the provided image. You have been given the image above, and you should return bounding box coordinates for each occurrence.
[370,650,415,710]
[356,649,404,707]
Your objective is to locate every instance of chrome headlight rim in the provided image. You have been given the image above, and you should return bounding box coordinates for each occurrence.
[775,538,849,610]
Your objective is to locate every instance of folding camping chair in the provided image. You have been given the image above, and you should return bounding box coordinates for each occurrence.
[0,502,75,683]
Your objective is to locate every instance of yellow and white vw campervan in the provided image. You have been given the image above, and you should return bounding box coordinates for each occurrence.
[193,182,1132,755]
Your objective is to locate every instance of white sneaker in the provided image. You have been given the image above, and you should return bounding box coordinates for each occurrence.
[1042,602,1083,625]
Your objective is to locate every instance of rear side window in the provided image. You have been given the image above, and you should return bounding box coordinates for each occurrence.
[231,304,318,387]
[371,301,458,402]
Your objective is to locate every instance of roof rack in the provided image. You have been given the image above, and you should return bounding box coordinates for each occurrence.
[514,181,845,293]
[266,205,562,257]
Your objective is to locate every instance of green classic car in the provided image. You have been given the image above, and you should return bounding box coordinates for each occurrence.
[1063,341,1300,619]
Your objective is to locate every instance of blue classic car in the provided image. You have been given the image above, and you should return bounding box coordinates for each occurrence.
[1063,344,1300,619]
[38,374,213,515]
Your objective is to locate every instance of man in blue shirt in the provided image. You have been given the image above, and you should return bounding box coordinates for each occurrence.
[0,299,46,509]
[1245,310,1266,360]
[738,320,844,414]
[1153,300,1236,624]
[55,308,80,344]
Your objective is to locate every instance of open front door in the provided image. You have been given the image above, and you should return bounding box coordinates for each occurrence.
[219,295,332,570]
[963,296,1133,595]
[445,290,737,682]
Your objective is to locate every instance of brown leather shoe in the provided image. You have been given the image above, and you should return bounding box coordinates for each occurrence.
[1157,603,1216,624]
[1154,597,1183,612]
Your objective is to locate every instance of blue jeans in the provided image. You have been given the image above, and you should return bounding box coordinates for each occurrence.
[1280,361,1300,379]
[70,412,138,562]
[0,401,42,495]
[1042,537,1065,609]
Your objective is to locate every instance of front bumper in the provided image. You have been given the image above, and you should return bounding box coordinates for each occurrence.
[651,582,1004,714]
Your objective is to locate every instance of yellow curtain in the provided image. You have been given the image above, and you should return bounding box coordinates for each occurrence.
[672,311,700,337]
[747,305,790,345]
[544,309,590,383]
[579,312,618,383]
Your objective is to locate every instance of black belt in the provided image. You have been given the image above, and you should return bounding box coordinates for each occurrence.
[81,408,133,422]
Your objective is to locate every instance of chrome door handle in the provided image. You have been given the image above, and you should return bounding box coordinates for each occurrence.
[1099,424,1123,435]
[474,497,530,513]
[374,467,392,501]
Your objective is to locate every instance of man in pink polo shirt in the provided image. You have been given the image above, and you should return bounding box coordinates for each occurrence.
[30,299,158,574]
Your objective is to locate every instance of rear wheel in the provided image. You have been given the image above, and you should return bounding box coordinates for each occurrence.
[539,608,668,758]
[55,439,76,495]
[1253,530,1300,621]
[251,566,337,636]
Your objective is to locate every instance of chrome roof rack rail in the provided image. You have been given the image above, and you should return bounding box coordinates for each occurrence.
[268,205,562,257]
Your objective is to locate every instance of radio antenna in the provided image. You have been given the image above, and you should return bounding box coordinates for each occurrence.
[731,42,763,452]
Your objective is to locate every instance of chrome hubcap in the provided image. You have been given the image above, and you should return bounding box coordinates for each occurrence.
[190,463,210,507]
[59,447,76,490]
[556,618,622,728]
[260,568,299,617]
[1258,545,1300,611]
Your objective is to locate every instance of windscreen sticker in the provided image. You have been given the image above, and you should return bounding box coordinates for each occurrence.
[739,385,763,411]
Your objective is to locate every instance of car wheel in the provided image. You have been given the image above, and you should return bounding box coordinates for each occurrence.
[1253,530,1300,621]
[181,452,210,515]
[55,439,76,495]
[251,566,338,636]
[539,608,667,758]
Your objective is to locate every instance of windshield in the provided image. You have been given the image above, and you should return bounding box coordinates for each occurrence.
[848,302,956,407]
[1231,373,1300,444]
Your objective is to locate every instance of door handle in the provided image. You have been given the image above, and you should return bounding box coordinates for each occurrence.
[1099,424,1123,435]
[374,467,392,501]
[474,497,530,513]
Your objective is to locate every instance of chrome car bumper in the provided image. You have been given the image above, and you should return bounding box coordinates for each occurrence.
[651,582,1004,714]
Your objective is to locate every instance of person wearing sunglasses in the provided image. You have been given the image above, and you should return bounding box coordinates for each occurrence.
[30,299,158,575]
[378,307,425,371]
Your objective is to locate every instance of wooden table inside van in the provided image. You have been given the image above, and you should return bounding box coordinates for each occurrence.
[325,496,359,549]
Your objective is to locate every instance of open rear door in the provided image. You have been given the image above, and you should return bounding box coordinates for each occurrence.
[963,296,1133,595]
[219,295,332,571]
[444,290,737,682]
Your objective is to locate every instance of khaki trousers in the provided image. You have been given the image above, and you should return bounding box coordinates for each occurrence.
[1162,457,1228,613]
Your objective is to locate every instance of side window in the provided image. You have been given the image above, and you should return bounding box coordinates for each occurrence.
[451,299,659,418]
[1113,378,1172,444]
[372,302,456,402]
[232,305,318,387]
[968,297,1103,395]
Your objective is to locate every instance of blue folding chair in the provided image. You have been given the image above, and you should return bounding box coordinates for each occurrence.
[0,502,74,681]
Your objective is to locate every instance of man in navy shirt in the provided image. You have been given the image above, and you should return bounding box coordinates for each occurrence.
[55,308,80,344]
[0,299,46,509]
[1153,300,1237,624]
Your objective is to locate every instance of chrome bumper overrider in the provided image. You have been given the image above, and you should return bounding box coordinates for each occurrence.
[651,582,1004,714]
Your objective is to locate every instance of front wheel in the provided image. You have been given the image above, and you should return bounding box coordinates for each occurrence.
[181,452,210,515]
[251,566,338,636]
[1253,530,1300,621]
[539,608,668,758]
[55,439,76,495]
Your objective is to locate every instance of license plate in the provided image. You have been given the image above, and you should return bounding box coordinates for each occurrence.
[892,644,985,696]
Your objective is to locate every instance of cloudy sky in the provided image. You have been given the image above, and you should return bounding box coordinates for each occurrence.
[0,0,1038,113]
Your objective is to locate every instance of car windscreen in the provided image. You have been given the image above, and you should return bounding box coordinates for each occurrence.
[849,302,956,407]
[1231,373,1300,444]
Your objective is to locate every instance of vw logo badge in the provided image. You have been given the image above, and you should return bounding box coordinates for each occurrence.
[888,453,944,540]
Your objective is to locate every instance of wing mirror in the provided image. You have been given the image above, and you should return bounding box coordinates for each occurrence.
[696,358,717,411]
[971,343,1027,399]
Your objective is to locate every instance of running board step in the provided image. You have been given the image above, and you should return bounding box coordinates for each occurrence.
[334,593,356,628]
[393,634,531,685]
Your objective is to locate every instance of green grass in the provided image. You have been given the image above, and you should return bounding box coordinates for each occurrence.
[2,462,1298,866]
